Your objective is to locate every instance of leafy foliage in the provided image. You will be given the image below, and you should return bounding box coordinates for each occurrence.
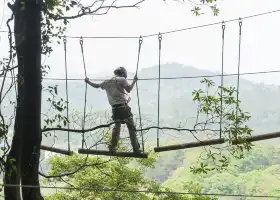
[164,143,280,200]
[185,78,253,174]
[189,0,220,16]
[44,154,217,200]
[42,85,69,130]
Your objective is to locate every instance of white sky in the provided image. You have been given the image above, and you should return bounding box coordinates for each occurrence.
[1,0,280,84]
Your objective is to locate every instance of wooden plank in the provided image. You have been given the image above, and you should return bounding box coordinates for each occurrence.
[154,138,225,152]
[78,148,148,158]
[232,131,280,145]
[40,145,73,156]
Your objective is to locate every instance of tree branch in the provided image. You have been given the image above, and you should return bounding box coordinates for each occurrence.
[42,121,219,133]
[49,0,146,20]
[39,158,112,179]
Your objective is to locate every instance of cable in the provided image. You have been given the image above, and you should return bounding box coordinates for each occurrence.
[157,33,162,148]
[1,183,280,199]
[0,9,280,39]
[18,69,280,81]
[134,36,145,153]
[80,37,88,149]
[235,19,243,129]
[1,69,280,85]
[143,9,280,38]
[219,22,225,139]
[63,36,71,152]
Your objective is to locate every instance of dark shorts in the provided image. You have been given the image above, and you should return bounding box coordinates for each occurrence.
[112,104,133,123]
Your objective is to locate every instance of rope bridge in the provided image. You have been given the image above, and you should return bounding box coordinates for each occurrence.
[17,10,280,158]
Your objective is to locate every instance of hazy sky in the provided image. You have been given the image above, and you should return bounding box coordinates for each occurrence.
[1,0,280,84]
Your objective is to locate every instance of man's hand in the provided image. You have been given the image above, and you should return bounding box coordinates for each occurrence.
[85,78,101,88]
[133,75,138,82]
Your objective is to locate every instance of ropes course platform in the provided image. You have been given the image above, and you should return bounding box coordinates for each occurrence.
[154,138,225,152]
[78,148,148,158]
[41,145,73,156]
[232,131,280,145]
[40,17,280,159]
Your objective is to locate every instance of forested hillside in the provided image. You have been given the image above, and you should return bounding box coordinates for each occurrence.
[162,142,280,200]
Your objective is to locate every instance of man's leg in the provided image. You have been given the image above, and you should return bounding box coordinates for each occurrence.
[126,117,141,153]
[109,122,121,152]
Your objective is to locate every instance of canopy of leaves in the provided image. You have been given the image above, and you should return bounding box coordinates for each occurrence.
[163,143,280,200]
[44,154,217,200]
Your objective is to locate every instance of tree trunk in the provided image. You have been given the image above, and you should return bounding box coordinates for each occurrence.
[4,109,22,200]
[20,0,43,199]
[4,1,25,199]
[5,0,43,199]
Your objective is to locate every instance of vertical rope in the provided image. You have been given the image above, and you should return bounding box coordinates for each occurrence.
[220,22,226,139]
[80,37,88,149]
[157,33,162,148]
[236,19,243,131]
[63,36,70,152]
[135,36,144,152]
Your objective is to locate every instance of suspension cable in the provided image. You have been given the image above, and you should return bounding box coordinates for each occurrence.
[63,36,70,152]
[235,19,243,130]
[3,69,280,81]
[1,9,278,39]
[135,36,144,152]
[80,36,88,148]
[219,22,226,139]
[157,33,162,148]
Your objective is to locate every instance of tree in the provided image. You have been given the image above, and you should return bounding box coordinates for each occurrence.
[0,0,222,200]
[161,143,280,200]
[189,78,253,174]
[4,1,42,200]
[43,153,217,200]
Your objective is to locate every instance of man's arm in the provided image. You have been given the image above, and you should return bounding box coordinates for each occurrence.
[88,81,101,88]
[123,75,138,93]
[85,78,101,88]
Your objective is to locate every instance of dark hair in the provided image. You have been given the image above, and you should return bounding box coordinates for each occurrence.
[114,66,127,79]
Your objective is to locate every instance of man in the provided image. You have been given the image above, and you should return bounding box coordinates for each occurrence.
[85,66,142,154]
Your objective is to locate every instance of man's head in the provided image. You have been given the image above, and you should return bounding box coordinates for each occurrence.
[114,66,127,79]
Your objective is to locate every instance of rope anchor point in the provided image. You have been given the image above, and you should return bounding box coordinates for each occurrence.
[222,21,226,30]
[158,32,162,41]
[238,17,243,26]
[139,35,143,44]
[80,36,84,45]
[63,35,67,43]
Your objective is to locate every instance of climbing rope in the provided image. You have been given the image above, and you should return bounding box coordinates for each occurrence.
[63,36,70,151]
[157,33,162,147]
[80,36,88,148]
[236,19,243,129]
[219,22,226,139]
[135,36,144,153]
